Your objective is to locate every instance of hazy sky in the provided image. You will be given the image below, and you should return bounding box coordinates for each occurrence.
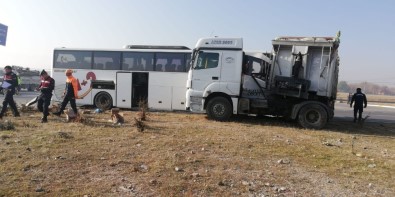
[0,0,394,86]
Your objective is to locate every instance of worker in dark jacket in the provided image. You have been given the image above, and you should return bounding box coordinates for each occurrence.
[36,70,55,123]
[53,69,81,116]
[0,66,20,119]
[350,88,368,122]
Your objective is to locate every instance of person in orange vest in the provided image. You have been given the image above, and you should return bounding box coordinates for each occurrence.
[53,69,81,116]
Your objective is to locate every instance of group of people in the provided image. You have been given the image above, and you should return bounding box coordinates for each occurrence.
[0,66,80,123]
[0,65,369,124]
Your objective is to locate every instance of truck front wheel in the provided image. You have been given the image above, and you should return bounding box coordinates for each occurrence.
[206,97,232,121]
[298,104,327,129]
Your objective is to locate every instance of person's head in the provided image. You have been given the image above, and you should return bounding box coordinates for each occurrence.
[357,88,362,93]
[4,66,12,74]
[40,70,48,78]
[65,69,73,77]
[297,52,303,60]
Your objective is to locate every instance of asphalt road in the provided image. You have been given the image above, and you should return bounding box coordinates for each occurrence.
[6,92,395,123]
[334,102,395,123]
[12,91,41,105]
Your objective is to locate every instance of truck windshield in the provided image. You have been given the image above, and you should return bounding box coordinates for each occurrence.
[194,52,219,70]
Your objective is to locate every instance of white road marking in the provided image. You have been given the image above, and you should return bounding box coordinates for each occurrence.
[368,104,395,109]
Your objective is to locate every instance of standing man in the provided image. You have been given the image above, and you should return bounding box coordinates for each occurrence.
[36,70,55,123]
[53,69,81,116]
[0,66,20,119]
[350,88,368,122]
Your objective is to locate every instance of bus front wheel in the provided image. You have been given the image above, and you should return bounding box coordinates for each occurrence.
[94,92,113,110]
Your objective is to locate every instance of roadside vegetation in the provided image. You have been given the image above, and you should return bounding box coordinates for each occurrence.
[337,92,395,104]
[0,109,394,196]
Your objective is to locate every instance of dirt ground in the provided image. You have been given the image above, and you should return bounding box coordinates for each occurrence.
[0,109,394,196]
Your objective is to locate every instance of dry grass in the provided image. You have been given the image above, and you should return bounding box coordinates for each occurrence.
[338,92,395,104]
[0,110,394,196]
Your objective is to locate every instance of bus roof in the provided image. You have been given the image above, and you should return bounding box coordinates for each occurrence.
[123,45,190,50]
[54,47,192,53]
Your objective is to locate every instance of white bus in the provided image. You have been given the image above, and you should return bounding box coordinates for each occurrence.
[52,46,191,110]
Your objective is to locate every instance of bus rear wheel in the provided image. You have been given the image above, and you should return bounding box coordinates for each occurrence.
[94,92,113,110]
[206,97,232,121]
[298,104,327,129]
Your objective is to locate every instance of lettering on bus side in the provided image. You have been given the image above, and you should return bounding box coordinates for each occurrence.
[210,40,234,45]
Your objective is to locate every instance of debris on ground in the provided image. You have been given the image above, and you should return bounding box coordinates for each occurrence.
[111,108,124,124]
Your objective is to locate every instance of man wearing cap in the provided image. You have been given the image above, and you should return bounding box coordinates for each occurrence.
[53,69,81,116]
[0,66,20,118]
[350,88,368,122]
[36,70,55,123]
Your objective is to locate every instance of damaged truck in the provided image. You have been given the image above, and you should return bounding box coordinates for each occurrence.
[186,33,341,129]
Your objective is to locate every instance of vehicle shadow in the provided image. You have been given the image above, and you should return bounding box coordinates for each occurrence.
[227,115,395,137]
[326,117,395,137]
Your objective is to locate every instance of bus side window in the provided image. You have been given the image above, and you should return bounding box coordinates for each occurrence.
[105,62,114,70]
[156,64,163,71]
[122,63,130,70]
[96,63,104,69]
[93,51,120,70]
[134,64,143,71]
[167,64,176,72]
[144,63,153,71]
[142,54,154,71]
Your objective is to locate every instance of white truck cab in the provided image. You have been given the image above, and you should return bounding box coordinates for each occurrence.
[186,38,244,117]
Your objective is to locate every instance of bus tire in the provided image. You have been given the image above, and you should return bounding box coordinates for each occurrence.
[94,92,113,110]
[206,97,232,121]
[297,104,327,129]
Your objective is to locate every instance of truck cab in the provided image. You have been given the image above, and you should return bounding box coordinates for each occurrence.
[186,38,243,119]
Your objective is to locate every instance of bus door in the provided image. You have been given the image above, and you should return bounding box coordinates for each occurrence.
[132,72,149,107]
[116,72,132,108]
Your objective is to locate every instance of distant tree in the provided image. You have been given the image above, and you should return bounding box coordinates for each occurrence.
[346,81,395,95]
[338,81,350,92]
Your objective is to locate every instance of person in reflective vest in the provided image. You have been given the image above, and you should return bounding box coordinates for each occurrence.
[36,70,55,123]
[350,88,368,122]
[53,69,81,116]
[15,74,22,95]
[0,66,20,119]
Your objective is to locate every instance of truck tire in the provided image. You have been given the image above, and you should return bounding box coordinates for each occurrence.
[206,97,232,121]
[94,92,113,110]
[298,104,327,129]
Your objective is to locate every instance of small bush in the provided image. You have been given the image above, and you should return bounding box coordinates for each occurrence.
[20,121,37,128]
[56,131,74,139]
[137,99,148,121]
[0,121,15,131]
[133,117,145,132]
